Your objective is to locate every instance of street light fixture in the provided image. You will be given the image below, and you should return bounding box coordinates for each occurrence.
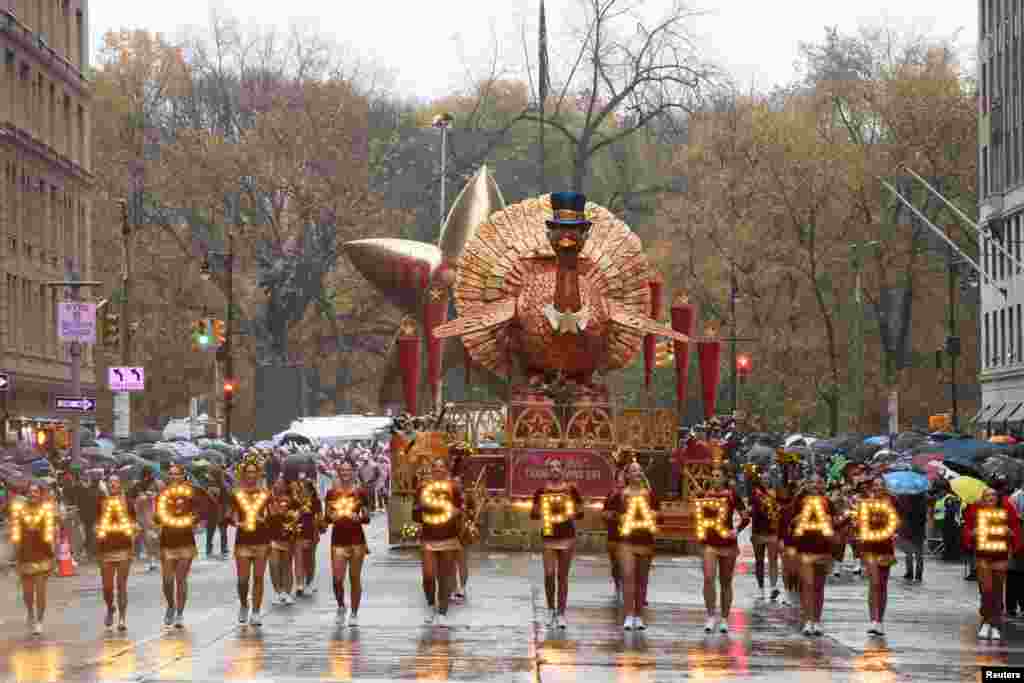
[432,112,455,226]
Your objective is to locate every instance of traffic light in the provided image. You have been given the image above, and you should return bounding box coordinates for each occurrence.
[223,378,237,403]
[655,340,675,368]
[736,353,753,377]
[213,319,226,347]
[56,427,70,450]
[191,318,213,351]
[35,429,47,448]
[103,311,121,347]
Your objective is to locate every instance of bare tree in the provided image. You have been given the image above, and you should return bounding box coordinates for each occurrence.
[525,0,719,191]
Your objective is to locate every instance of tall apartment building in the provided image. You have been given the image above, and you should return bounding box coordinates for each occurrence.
[976,0,1024,434]
[0,0,94,443]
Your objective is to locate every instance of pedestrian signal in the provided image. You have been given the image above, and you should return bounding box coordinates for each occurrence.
[736,353,752,377]
[223,378,237,402]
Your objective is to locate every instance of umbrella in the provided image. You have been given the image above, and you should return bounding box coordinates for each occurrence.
[864,436,889,446]
[929,432,959,442]
[950,476,988,504]
[981,455,1024,489]
[894,432,927,451]
[990,435,1017,445]
[743,444,775,467]
[884,471,930,495]
[870,449,901,467]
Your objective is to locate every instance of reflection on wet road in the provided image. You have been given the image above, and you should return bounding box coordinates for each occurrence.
[0,518,1017,681]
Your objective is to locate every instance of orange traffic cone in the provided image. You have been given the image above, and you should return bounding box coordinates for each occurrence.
[57,528,75,577]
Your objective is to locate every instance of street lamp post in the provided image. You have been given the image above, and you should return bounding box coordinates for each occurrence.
[849,240,881,432]
[432,113,455,226]
[729,264,738,415]
[47,268,102,464]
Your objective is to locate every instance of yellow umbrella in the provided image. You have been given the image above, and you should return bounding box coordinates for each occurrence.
[950,476,988,504]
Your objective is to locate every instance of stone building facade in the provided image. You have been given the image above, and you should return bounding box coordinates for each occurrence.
[0,0,95,442]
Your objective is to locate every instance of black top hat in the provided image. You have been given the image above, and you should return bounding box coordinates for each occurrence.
[547,192,591,227]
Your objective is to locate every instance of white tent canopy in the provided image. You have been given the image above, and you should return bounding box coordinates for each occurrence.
[272,415,393,448]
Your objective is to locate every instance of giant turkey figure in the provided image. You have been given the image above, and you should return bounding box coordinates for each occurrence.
[433,192,688,390]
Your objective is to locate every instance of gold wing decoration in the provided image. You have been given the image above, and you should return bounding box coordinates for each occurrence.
[607,302,690,342]
[453,194,654,374]
[432,299,516,339]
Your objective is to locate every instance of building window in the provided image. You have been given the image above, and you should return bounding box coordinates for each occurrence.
[1011,306,1016,363]
[1018,303,1022,366]
[986,312,991,368]
[1002,307,1008,366]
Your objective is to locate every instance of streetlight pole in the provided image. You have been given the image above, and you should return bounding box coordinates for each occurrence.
[729,263,738,415]
[948,246,960,432]
[47,268,102,464]
[432,113,454,225]
[225,229,235,442]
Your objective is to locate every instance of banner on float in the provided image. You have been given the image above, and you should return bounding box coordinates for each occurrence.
[507,449,616,498]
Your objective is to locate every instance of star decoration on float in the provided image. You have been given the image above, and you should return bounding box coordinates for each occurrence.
[541,493,575,536]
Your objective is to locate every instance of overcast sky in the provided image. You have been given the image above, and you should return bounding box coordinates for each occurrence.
[89,0,978,99]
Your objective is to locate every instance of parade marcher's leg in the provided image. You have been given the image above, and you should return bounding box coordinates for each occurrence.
[293,547,305,594]
[903,551,914,580]
[219,521,230,557]
[619,548,638,629]
[542,548,557,622]
[635,554,652,630]
[250,556,268,625]
[116,559,131,629]
[914,549,924,583]
[865,562,878,624]
[282,549,294,599]
[812,563,828,633]
[718,553,738,633]
[977,564,993,637]
[21,575,35,629]
[753,541,766,596]
[555,545,574,627]
[768,542,780,597]
[33,575,48,631]
[304,544,317,589]
[877,564,891,625]
[236,555,252,622]
[991,569,1007,638]
[161,558,176,625]
[349,553,365,622]
[101,562,116,627]
[702,549,718,631]
[436,550,455,619]
[333,553,349,623]
[268,550,282,596]
[454,546,469,599]
[421,549,438,622]
[799,562,815,634]
[205,517,217,557]
[174,558,192,626]
[607,543,622,603]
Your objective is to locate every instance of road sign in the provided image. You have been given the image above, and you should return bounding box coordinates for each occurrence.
[108,366,145,392]
[57,302,97,344]
[0,372,9,392]
[54,395,96,413]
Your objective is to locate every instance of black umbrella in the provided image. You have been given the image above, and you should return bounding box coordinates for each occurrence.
[981,454,1024,489]
[130,430,164,446]
[849,442,883,463]
[894,432,927,451]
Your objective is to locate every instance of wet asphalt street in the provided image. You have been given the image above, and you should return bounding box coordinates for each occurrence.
[0,515,1018,682]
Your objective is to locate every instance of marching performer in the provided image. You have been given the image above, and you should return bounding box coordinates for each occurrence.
[413,457,464,627]
[850,475,901,636]
[96,475,138,631]
[963,486,1022,640]
[775,455,801,608]
[607,459,660,631]
[267,476,300,605]
[155,464,208,628]
[9,483,57,635]
[531,458,584,629]
[747,465,781,601]
[604,467,627,604]
[696,469,749,634]
[791,475,839,636]
[325,461,371,626]
[293,477,323,596]
[228,454,272,626]
[450,443,472,603]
